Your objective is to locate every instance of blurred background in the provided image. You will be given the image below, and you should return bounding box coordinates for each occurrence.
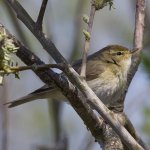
[0,0,150,150]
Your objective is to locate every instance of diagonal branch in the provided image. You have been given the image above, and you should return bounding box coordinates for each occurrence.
[36,0,48,30]
[5,1,145,149]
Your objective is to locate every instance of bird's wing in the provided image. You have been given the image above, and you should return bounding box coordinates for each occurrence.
[73,59,105,81]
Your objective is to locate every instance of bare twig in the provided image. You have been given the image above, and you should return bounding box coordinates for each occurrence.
[134,0,145,50]
[80,1,96,78]
[2,1,29,46]
[36,0,48,30]
[0,63,64,73]
[80,0,114,78]
[120,0,147,149]
[5,1,145,149]
[127,0,145,87]
[0,82,8,150]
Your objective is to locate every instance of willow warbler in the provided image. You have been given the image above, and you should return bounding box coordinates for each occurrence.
[6,45,136,109]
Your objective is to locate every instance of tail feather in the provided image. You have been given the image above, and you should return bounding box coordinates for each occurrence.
[4,85,64,108]
[4,94,38,108]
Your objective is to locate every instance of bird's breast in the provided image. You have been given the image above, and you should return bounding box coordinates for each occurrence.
[87,71,126,107]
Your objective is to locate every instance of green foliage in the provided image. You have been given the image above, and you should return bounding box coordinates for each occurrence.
[83,14,89,24]
[0,28,19,84]
[94,0,114,10]
[83,30,91,41]
[142,53,150,77]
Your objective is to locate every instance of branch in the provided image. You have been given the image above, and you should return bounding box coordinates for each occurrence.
[122,0,147,149]
[134,0,145,50]
[80,0,115,78]
[80,1,96,78]
[2,1,29,46]
[0,63,64,73]
[36,0,48,30]
[5,1,145,149]
[127,0,145,87]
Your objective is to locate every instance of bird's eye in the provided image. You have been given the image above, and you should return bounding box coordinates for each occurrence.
[116,52,123,56]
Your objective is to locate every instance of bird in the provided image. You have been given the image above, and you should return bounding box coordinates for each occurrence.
[5,45,136,108]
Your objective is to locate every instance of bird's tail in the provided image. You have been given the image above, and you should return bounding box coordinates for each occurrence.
[4,85,64,108]
[4,93,43,108]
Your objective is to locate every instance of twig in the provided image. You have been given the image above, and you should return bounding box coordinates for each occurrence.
[127,0,145,86]
[5,1,145,149]
[1,63,64,73]
[0,81,8,150]
[36,0,48,30]
[80,1,96,78]
[3,1,29,46]
[121,0,147,149]
[134,0,145,50]
[80,0,113,78]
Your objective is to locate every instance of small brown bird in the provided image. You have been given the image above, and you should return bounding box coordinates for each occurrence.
[5,45,135,108]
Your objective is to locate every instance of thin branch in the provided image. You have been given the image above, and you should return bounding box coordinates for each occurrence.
[0,63,64,73]
[36,0,48,30]
[0,81,8,150]
[134,0,145,50]
[127,0,145,87]
[80,0,113,78]
[5,1,145,149]
[80,1,96,78]
[3,1,29,46]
